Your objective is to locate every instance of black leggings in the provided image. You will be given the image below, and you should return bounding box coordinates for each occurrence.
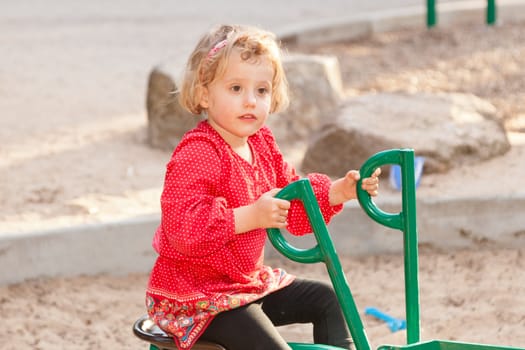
[200,278,352,350]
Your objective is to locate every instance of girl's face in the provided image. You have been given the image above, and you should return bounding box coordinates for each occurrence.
[200,51,274,147]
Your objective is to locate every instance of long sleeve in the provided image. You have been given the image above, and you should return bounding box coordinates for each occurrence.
[159,136,236,257]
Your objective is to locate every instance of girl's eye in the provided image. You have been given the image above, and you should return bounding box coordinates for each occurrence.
[231,85,241,92]
[257,87,269,95]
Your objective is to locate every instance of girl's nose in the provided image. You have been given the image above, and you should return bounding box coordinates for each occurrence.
[244,92,256,107]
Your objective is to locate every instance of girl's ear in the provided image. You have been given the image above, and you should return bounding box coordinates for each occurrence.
[198,86,209,109]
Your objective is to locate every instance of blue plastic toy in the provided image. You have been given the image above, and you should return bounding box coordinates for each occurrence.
[389,156,425,191]
[365,307,406,333]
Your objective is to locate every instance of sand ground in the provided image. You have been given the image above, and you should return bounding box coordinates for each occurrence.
[1,15,524,350]
[1,249,524,349]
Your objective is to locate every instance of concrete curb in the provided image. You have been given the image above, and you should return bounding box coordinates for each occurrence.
[3,193,525,285]
[0,214,159,285]
[2,0,525,285]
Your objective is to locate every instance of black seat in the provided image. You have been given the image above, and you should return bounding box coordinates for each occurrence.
[133,314,227,350]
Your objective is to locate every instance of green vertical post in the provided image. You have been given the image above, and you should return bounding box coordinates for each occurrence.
[428,0,495,28]
[427,0,437,27]
[487,0,497,25]
[399,151,420,344]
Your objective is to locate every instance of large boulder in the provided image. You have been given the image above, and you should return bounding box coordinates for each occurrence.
[301,92,511,177]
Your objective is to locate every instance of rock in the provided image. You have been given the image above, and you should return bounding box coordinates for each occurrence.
[505,113,525,132]
[146,65,204,151]
[301,92,511,177]
[267,54,344,166]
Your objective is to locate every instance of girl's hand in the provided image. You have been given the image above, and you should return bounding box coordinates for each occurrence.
[234,188,291,233]
[329,168,381,206]
[253,189,291,229]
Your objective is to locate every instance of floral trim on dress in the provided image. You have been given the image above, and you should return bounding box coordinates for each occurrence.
[145,268,294,349]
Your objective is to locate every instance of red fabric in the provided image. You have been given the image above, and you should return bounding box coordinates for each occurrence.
[146,121,342,349]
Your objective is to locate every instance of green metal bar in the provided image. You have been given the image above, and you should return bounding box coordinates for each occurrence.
[267,180,324,264]
[268,149,421,349]
[427,0,437,27]
[487,0,497,25]
[357,149,420,344]
[378,339,525,350]
[357,150,404,231]
[268,179,372,350]
[400,151,420,344]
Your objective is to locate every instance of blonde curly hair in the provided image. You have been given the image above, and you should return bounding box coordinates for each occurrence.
[179,24,289,115]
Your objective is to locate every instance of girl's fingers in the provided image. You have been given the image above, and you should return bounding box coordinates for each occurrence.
[363,177,379,187]
[346,170,360,182]
[278,200,291,210]
[362,169,380,196]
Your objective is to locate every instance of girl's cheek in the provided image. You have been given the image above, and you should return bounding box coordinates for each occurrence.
[261,98,272,111]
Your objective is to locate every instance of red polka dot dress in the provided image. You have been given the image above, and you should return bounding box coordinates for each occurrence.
[146,121,342,349]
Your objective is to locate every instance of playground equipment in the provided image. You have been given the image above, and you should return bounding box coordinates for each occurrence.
[133,148,523,350]
[426,0,497,27]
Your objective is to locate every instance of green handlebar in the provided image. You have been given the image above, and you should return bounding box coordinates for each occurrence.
[266,180,324,264]
[267,149,421,348]
[267,179,372,350]
[357,149,407,230]
[357,149,420,344]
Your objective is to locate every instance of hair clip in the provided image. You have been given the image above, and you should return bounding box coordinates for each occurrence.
[207,39,228,60]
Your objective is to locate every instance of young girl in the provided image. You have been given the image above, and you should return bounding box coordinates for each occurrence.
[145,24,381,350]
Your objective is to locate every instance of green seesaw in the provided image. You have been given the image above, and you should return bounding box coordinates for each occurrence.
[134,148,523,350]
